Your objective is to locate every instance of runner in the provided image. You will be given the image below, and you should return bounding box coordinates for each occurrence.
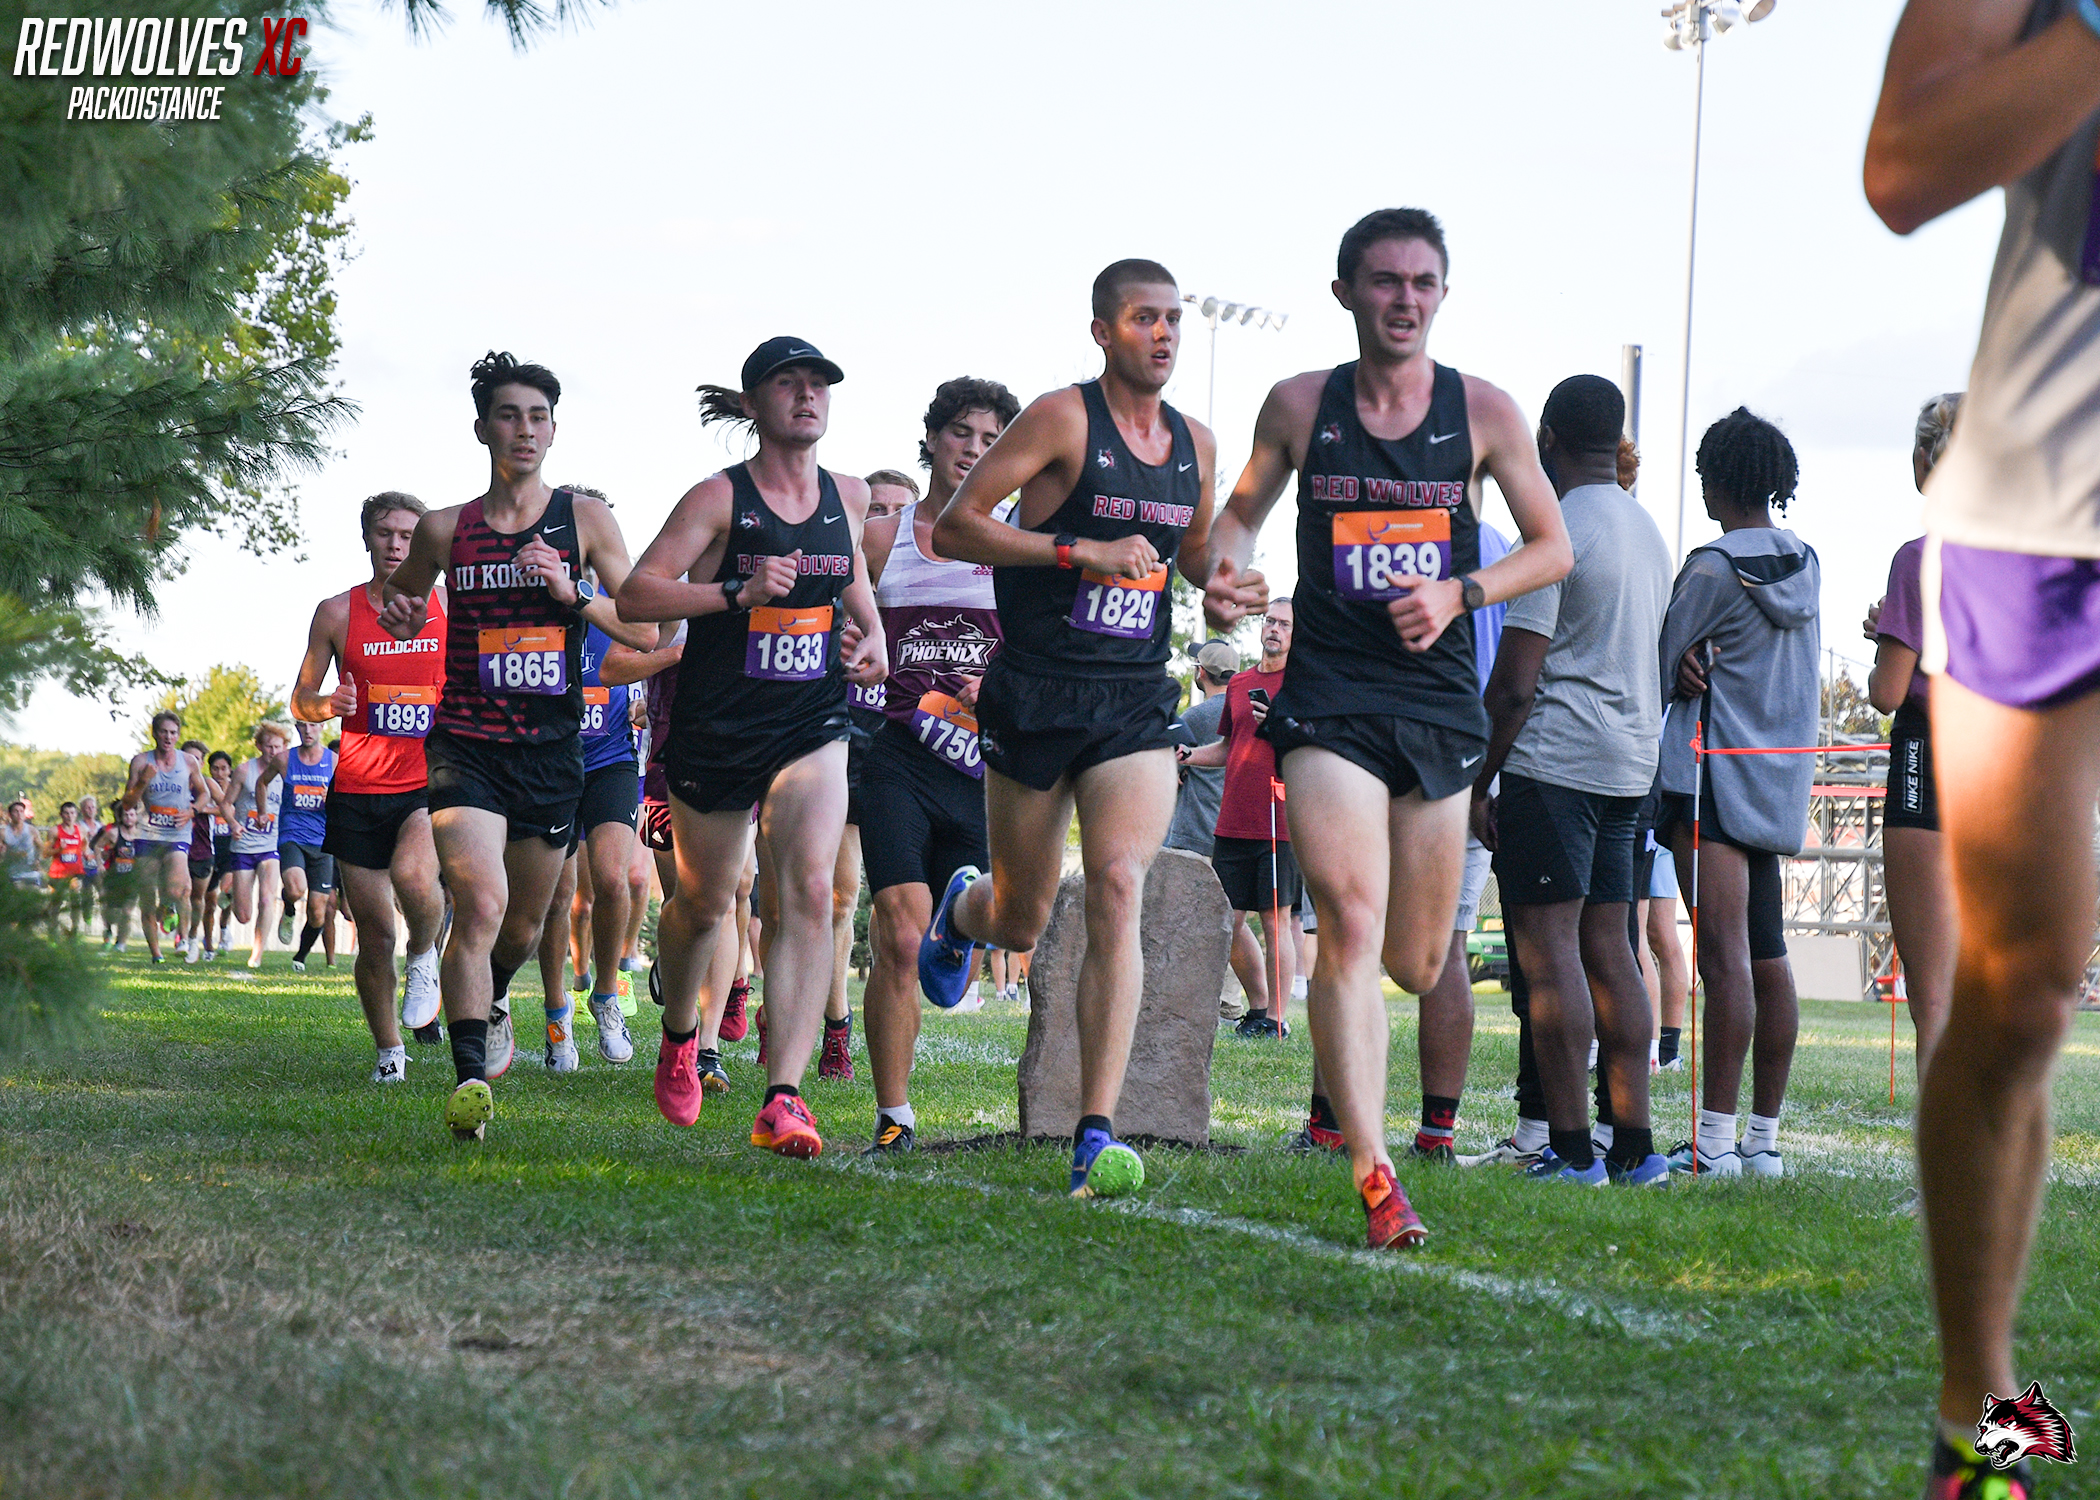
[277,719,338,973]
[203,753,236,959]
[181,752,234,961]
[857,376,1019,1153]
[93,806,141,951]
[618,336,887,1156]
[1192,209,1572,1246]
[228,723,290,969]
[920,263,1256,1199]
[292,491,451,1082]
[181,741,217,960]
[45,800,89,937]
[379,354,649,1138]
[1867,12,2100,1491]
[117,711,235,964]
[76,794,104,940]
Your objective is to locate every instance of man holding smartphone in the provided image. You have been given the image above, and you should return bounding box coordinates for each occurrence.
[1179,600,1298,1036]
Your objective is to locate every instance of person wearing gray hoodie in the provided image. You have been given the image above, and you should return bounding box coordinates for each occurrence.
[1655,408,1821,1181]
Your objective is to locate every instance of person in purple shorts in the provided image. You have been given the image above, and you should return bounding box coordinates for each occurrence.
[1869,5,2100,1494]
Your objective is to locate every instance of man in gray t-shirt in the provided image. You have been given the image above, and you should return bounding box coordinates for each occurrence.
[1473,375,1671,1185]
[1164,639,1238,855]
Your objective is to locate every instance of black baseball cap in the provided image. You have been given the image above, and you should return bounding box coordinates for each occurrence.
[740,336,845,392]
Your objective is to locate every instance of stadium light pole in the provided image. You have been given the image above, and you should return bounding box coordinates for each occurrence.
[1662,0,1777,565]
[1182,293,1288,429]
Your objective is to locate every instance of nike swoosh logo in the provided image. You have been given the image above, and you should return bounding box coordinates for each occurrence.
[1178,463,1194,472]
[822,514,842,523]
[549,824,570,835]
[1427,432,1460,445]
[1462,754,1483,768]
[541,524,568,535]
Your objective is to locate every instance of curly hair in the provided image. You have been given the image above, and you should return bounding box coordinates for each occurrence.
[1913,391,1963,474]
[919,377,1021,468]
[469,351,561,421]
[1695,406,1799,515]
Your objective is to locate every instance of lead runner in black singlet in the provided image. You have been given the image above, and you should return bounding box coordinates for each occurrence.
[380,351,652,1142]
[923,260,1264,1200]
[1195,210,1572,1250]
[618,337,887,1159]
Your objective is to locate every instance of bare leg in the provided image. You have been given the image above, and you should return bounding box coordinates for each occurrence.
[1748,954,1798,1117]
[829,826,860,1023]
[585,821,635,1001]
[867,882,934,1110]
[1670,834,1754,1115]
[339,863,406,1050]
[1579,903,1654,1135]
[622,831,651,964]
[1646,894,1689,1032]
[1417,928,1475,1100]
[1255,906,1297,1027]
[1228,913,1270,1012]
[568,847,593,987]
[539,854,579,1020]
[1068,752,1176,1119]
[1885,824,1958,1075]
[1505,901,1592,1137]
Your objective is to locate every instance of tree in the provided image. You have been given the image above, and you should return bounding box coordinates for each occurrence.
[148,665,290,759]
[0,743,130,816]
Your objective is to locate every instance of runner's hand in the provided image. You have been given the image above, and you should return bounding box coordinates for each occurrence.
[1079,535,1159,580]
[516,537,575,605]
[329,675,357,720]
[1862,597,1883,641]
[376,594,426,641]
[1470,790,1497,851]
[1201,557,1268,632]
[842,625,888,685]
[1676,643,1710,698]
[1387,577,1464,652]
[743,551,801,607]
[956,673,982,709]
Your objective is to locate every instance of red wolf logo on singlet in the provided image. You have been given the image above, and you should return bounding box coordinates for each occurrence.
[739,510,761,531]
[1318,422,1343,445]
[1095,448,1116,470]
[1977,1383,2078,1471]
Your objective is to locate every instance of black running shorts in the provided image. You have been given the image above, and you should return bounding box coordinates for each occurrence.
[666,726,848,816]
[323,787,429,871]
[576,760,640,839]
[1262,711,1483,803]
[1492,773,1642,908]
[424,726,583,847]
[640,798,673,853]
[1211,834,1303,915]
[974,658,1182,792]
[1655,790,1787,961]
[1885,703,1937,832]
[278,840,336,893]
[858,721,988,895]
[845,703,885,825]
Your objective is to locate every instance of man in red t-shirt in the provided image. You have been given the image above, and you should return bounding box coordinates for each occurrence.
[1178,599,1296,1037]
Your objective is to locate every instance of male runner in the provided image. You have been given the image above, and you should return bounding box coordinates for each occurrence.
[1473,375,1671,1187]
[293,491,453,1080]
[858,376,1019,1154]
[378,354,649,1138]
[182,751,236,962]
[619,336,886,1156]
[920,262,1259,1198]
[277,718,337,972]
[94,806,141,950]
[1867,9,2100,1493]
[1193,209,1571,1247]
[180,740,216,960]
[118,711,235,964]
[228,722,289,968]
[44,800,87,936]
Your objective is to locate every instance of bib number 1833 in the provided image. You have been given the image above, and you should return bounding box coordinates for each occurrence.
[1070,566,1166,640]
[1332,510,1452,600]
[745,605,834,682]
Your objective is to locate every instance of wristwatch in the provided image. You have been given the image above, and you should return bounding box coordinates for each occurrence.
[1458,574,1486,611]
[572,577,598,613]
[721,576,747,611]
[1054,533,1078,570]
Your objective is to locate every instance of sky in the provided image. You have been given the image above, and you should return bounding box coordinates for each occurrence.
[20,0,2002,753]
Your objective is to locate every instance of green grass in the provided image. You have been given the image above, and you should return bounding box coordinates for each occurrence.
[4,951,2098,1498]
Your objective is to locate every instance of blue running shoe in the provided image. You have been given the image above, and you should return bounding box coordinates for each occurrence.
[1522,1149,1608,1186]
[1070,1127,1145,1199]
[1607,1152,1672,1187]
[918,865,981,1009]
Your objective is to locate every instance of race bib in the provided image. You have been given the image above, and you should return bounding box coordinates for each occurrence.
[1332,510,1451,600]
[581,686,612,739]
[849,679,886,712]
[477,626,568,696]
[244,810,275,836]
[367,684,436,739]
[910,691,983,780]
[144,800,183,833]
[745,606,834,682]
[1070,566,1166,640]
[291,785,326,812]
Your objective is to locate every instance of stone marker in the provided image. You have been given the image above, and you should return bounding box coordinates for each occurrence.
[1016,847,1232,1144]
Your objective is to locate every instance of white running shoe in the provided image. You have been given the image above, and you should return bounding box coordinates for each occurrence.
[1667,1142,1743,1178]
[544,1014,579,1075]
[1456,1136,1547,1169]
[1741,1148,1784,1179]
[291,959,306,974]
[1657,1055,1685,1073]
[954,989,986,1014]
[485,1006,515,1080]
[401,948,441,1030]
[184,939,200,965]
[247,952,262,970]
[589,995,634,1063]
[371,1048,407,1084]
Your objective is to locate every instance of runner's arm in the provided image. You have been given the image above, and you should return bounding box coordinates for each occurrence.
[117,756,151,811]
[377,509,456,640]
[290,596,349,723]
[1175,418,1269,630]
[840,543,888,686]
[599,641,682,687]
[1865,0,2100,234]
[1869,639,1920,715]
[862,509,902,585]
[196,764,239,826]
[931,392,1143,571]
[1475,627,1550,796]
[619,475,794,621]
[570,496,656,649]
[1197,379,1299,587]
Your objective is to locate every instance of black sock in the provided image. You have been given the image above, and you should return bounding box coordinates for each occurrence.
[1607,1126,1655,1170]
[765,1083,801,1104]
[1658,1026,1682,1065]
[1419,1093,1460,1138]
[450,1018,489,1085]
[489,958,518,1005]
[1549,1127,1594,1170]
[1077,1113,1113,1140]
[825,1013,850,1032]
[1308,1093,1339,1131]
[1244,1006,1269,1020]
[282,893,298,920]
[295,923,322,961]
[663,1023,697,1045]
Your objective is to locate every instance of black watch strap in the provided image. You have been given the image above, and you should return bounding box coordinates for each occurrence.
[1460,574,1486,611]
[722,577,745,611]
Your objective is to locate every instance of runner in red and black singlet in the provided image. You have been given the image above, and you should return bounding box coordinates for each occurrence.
[619,336,887,1157]
[921,262,1260,1199]
[378,352,651,1141]
[856,380,1019,1155]
[293,491,451,1082]
[1194,209,1571,1250]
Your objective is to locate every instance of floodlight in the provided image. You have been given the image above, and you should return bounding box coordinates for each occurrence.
[1200,297,1219,319]
[1746,0,1775,18]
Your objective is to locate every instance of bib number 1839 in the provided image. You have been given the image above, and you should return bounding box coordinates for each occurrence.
[1331,510,1452,600]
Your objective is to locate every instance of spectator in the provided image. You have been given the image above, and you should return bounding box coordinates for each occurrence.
[1166,637,1243,1019]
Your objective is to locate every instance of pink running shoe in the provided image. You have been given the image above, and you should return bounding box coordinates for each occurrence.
[654,1032,701,1127]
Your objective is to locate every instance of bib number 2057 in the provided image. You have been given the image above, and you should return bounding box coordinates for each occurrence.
[1070,566,1166,640]
[745,606,834,682]
[477,627,568,695]
[1332,510,1452,601]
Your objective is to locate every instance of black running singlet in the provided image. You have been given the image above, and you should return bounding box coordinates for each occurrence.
[670,463,855,747]
[1277,362,1485,736]
[993,380,1198,677]
[437,487,585,745]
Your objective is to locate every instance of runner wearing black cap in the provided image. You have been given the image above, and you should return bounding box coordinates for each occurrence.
[918,262,1263,1199]
[378,351,653,1141]
[619,336,887,1160]
[1193,209,1573,1249]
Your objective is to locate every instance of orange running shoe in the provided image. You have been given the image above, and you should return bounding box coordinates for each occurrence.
[654,1032,701,1127]
[719,978,750,1042]
[751,1091,823,1159]
[754,1002,768,1068]
[1361,1163,1427,1250]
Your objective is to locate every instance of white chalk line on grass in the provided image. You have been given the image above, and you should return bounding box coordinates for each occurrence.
[833,1157,1684,1344]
